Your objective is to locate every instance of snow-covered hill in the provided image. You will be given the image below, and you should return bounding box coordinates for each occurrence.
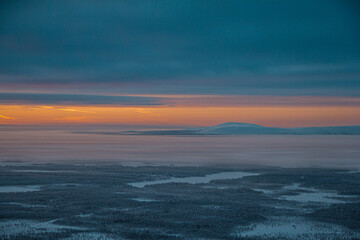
[190,123,360,135]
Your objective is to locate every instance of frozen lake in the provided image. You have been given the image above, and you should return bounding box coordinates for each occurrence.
[129,171,259,188]
[10,170,75,173]
[279,184,355,204]
[0,185,41,193]
[253,183,358,204]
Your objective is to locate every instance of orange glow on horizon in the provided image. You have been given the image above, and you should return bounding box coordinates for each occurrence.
[1,104,360,127]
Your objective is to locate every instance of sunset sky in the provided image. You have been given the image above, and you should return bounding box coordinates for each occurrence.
[1,1,359,127]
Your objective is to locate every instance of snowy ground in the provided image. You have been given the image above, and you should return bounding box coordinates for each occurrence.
[233,217,359,239]
[0,219,86,237]
[1,163,359,240]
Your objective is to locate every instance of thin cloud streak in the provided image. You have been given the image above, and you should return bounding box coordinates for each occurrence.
[1,93,360,108]
[0,93,162,106]
[0,114,15,120]
[160,95,360,107]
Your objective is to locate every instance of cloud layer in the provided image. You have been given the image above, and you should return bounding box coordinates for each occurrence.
[0,0,359,96]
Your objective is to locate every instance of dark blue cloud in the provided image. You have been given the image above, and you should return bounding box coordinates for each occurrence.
[0,93,161,105]
[0,0,359,96]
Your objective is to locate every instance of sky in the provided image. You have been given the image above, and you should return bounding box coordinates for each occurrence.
[0,0,359,127]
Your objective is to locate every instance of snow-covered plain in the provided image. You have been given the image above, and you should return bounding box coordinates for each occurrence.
[233,217,359,239]
[1,163,359,240]
[61,232,119,240]
[0,219,86,237]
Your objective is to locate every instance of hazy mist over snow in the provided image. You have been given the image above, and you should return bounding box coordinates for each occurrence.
[1,127,360,169]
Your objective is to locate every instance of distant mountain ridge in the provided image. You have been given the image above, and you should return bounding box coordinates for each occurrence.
[190,122,360,135]
[75,122,360,136]
[191,122,265,134]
